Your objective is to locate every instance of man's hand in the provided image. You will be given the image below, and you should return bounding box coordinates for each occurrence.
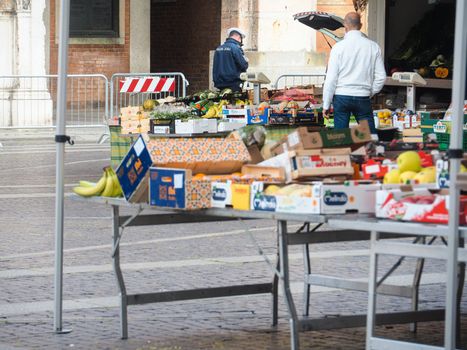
[323,109,330,119]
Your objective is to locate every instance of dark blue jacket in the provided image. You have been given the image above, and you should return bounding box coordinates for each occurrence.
[213,38,249,91]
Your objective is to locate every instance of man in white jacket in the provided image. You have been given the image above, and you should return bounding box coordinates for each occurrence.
[322,12,386,134]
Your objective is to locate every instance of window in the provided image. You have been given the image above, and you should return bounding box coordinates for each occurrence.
[70,0,119,38]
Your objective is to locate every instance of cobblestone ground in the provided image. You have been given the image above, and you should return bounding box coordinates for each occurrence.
[0,131,465,350]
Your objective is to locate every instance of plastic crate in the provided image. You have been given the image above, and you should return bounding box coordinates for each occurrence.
[421,113,467,150]
[435,132,467,151]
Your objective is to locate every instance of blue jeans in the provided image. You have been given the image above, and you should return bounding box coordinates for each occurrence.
[332,95,376,134]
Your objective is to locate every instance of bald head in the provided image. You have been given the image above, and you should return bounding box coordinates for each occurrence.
[344,12,362,31]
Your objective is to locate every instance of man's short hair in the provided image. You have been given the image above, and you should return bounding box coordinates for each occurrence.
[344,12,361,29]
[227,27,246,39]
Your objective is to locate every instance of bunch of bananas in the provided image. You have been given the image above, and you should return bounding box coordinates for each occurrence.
[203,100,229,118]
[73,167,123,198]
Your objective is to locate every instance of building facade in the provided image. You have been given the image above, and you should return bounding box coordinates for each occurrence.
[0,0,379,126]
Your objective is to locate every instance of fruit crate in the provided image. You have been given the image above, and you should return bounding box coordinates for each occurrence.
[421,113,467,149]
[435,131,467,151]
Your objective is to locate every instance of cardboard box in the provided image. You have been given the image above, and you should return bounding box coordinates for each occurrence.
[121,118,151,134]
[222,106,269,125]
[210,166,283,209]
[211,181,232,208]
[150,119,175,134]
[376,187,467,224]
[271,120,372,156]
[120,106,142,121]
[175,119,217,134]
[259,148,354,182]
[146,134,251,174]
[311,182,380,214]
[252,181,379,214]
[231,183,251,210]
[116,135,153,202]
[401,128,423,143]
[436,158,467,189]
[294,109,324,125]
[436,158,449,188]
[241,164,285,183]
[217,121,246,132]
[268,113,294,125]
[149,167,211,210]
[291,149,354,180]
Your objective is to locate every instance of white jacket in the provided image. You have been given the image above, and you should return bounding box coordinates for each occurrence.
[322,30,386,109]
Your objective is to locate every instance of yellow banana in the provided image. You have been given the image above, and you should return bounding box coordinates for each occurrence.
[100,168,115,197]
[79,180,97,188]
[73,170,107,197]
[204,106,217,118]
[109,168,123,197]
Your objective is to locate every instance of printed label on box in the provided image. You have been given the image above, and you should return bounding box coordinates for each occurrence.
[323,190,348,206]
[288,131,300,148]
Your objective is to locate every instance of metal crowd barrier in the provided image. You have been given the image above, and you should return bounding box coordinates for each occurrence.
[0,74,108,128]
[274,74,326,89]
[109,72,189,119]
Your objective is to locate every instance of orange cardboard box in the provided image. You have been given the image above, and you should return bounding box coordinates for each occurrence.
[146,134,251,174]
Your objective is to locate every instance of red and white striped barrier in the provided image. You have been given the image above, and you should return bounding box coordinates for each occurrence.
[119,77,176,93]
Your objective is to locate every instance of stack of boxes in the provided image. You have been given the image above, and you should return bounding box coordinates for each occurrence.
[120,107,151,134]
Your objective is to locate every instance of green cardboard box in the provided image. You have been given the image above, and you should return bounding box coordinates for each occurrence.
[271,120,372,156]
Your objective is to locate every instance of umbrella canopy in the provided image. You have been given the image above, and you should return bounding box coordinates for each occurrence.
[293,11,344,31]
[293,11,344,43]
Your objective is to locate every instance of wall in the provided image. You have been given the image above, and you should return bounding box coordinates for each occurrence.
[256,0,316,52]
[49,0,130,78]
[316,0,367,55]
[151,0,221,93]
[211,0,328,90]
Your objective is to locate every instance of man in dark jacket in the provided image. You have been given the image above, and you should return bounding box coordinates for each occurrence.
[213,28,249,92]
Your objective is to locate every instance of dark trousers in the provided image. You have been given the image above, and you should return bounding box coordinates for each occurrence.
[332,94,376,133]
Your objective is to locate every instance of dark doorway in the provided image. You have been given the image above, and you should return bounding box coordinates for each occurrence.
[150,0,222,94]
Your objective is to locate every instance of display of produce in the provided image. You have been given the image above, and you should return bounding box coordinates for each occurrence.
[381,150,435,185]
[76,74,461,224]
[73,167,122,198]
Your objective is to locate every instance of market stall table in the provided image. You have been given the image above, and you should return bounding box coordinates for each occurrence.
[328,217,467,350]
[69,195,462,350]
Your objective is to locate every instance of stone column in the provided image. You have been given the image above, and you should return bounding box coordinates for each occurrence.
[238,0,258,51]
[130,0,150,73]
[0,0,52,127]
[0,0,16,126]
[12,0,53,126]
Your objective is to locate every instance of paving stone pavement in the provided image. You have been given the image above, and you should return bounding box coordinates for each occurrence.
[0,131,465,349]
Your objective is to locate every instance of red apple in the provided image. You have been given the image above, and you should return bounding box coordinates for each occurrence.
[400,196,417,203]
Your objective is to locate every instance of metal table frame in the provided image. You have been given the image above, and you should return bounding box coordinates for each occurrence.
[329,218,467,350]
[71,196,465,350]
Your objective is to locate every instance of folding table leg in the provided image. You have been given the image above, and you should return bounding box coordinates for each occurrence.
[366,230,379,350]
[410,237,426,333]
[278,220,300,350]
[272,228,280,326]
[112,205,128,339]
[303,243,311,317]
[456,240,465,347]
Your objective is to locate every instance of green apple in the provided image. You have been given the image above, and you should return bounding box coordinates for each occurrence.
[397,151,422,173]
